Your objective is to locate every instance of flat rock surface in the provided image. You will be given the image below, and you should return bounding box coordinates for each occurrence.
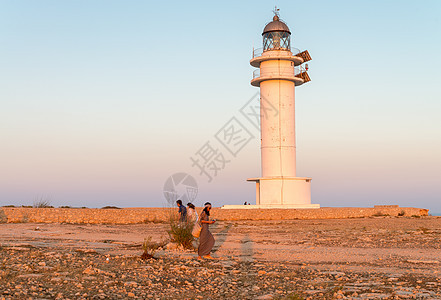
[1,217,441,299]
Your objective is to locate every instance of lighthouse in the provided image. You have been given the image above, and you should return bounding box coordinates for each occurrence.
[246,11,319,208]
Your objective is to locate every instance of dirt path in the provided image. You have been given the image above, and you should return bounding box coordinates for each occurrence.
[1,217,440,299]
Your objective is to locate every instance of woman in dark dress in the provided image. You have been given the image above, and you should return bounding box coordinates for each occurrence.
[198,202,216,259]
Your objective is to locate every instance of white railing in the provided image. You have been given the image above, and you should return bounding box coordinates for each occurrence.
[295,66,307,75]
[252,66,307,80]
[253,69,260,79]
[252,47,301,58]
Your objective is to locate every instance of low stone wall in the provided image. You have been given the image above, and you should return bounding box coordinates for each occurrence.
[0,207,170,224]
[216,206,429,221]
[0,205,429,224]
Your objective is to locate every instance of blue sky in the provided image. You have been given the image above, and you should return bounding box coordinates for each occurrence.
[1,1,440,213]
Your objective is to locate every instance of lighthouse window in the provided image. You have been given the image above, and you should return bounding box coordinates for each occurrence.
[263,32,290,51]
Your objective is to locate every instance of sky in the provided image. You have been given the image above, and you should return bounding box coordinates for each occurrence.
[1,1,440,213]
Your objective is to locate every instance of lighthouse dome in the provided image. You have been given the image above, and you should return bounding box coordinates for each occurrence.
[262,15,291,35]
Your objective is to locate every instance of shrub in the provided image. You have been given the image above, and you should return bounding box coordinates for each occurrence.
[167,215,195,250]
[33,197,53,208]
[372,212,389,217]
[140,236,167,260]
[0,209,7,223]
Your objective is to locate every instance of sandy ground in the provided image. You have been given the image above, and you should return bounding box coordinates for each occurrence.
[1,216,440,299]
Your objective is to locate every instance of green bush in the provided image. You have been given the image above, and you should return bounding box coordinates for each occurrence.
[167,215,195,250]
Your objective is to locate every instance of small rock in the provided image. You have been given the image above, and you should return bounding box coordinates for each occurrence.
[166,243,178,250]
[256,294,273,300]
[82,267,95,275]
[407,260,440,264]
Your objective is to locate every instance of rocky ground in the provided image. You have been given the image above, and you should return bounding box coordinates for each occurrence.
[1,216,441,299]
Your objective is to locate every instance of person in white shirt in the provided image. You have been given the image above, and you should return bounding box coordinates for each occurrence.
[186,203,198,223]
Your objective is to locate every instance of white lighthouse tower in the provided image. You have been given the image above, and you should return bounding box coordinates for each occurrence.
[246,11,319,208]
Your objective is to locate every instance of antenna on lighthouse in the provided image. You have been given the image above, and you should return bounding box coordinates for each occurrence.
[273,6,280,17]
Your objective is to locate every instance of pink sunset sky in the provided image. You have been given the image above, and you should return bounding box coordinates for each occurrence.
[1,1,440,213]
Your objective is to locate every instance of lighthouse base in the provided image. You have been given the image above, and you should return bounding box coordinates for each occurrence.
[242,177,320,208]
[221,204,320,209]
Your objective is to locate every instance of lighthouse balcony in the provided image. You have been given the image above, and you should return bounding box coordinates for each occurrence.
[251,47,304,67]
[251,66,310,87]
[253,66,307,79]
[252,47,301,58]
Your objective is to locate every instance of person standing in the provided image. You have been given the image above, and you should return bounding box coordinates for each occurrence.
[187,203,198,223]
[176,200,187,222]
[198,202,216,259]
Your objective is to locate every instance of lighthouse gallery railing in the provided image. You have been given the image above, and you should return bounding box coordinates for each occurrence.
[252,47,300,58]
[253,66,307,80]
